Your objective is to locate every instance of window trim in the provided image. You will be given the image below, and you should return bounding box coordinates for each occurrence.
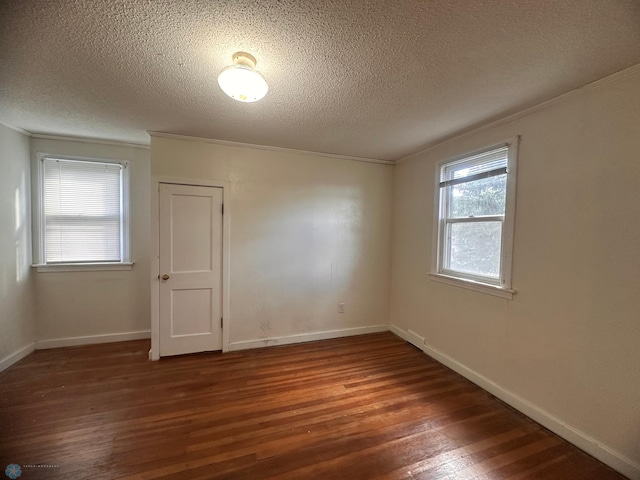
[32,153,132,271]
[430,137,519,298]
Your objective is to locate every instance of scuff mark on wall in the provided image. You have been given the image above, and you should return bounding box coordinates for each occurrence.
[260,320,272,334]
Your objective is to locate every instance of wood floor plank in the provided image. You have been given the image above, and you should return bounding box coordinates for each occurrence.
[0,332,627,479]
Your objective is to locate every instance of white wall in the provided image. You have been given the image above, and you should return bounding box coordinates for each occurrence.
[390,66,640,477]
[151,137,393,348]
[30,137,151,344]
[0,124,37,369]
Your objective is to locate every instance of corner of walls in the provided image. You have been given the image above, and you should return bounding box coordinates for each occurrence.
[388,324,408,341]
[0,343,36,373]
[384,158,399,330]
[0,124,37,372]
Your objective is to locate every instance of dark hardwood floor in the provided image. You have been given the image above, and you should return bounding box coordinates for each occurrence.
[0,332,625,479]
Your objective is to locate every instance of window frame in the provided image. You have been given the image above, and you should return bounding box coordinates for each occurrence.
[33,153,132,272]
[430,137,518,299]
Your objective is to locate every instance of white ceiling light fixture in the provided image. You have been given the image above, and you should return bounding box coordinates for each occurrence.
[217,52,269,103]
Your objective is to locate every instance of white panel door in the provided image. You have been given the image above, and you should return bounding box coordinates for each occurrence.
[159,183,223,356]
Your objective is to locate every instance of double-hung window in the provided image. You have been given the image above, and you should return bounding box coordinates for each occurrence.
[431,138,518,298]
[34,154,131,271]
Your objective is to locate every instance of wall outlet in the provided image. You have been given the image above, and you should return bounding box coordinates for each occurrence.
[338,303,345,313]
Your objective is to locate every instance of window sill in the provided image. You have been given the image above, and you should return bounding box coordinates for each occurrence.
[428,272,516,299]
[33,262,134,273]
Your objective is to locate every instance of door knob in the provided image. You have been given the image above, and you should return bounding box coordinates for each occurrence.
[161,274,170,280]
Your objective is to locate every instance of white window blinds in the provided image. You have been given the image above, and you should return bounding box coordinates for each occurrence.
[439,146,508,188]
[43,157,124,263]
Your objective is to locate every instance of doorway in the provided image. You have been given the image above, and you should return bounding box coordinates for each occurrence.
[158,183,223,356]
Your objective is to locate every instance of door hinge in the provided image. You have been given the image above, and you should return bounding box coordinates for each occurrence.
[221,317,223,329]
[221,203,224,215]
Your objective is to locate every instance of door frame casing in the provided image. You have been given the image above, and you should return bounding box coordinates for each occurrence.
[150,176,231,360]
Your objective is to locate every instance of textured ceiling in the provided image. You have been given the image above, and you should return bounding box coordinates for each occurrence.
[1,1,639,161]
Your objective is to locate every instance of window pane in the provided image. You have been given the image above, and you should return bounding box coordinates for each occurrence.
[43,158,123,263]
[45,220,121,263]
[448,221,502,278]
[449,174,506,218]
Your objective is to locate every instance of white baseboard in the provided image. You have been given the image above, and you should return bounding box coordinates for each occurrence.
[389,324,639,479]
[35,330,151,350]
[228,325,389,352]
[0,342,36,373]
[389,325,426,350]
[406,329,425,349]
[389,324,408,341]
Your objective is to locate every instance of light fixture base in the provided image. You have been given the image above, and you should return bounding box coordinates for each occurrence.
[232,52,257,69]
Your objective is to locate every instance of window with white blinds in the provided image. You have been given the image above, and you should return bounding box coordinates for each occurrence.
[431,138,518,297]
[38,155,130,265]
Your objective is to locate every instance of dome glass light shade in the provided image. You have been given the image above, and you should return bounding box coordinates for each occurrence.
[218,64,268,102]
